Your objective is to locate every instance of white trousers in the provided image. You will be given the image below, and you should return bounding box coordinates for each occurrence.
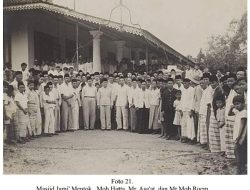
[83,98,96,129]
[44,107,55,134]
[71,101,79,130]
[100,105,111,130]
[116,106,128,130]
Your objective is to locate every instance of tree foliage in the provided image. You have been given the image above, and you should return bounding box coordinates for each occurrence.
[199,12,247,72]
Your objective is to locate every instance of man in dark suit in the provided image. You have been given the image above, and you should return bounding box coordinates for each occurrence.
[161,78,178,140]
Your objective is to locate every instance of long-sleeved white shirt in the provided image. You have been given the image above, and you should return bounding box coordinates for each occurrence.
[149,88,160,106]
[180,86,195,112]
[199,86,213,115]
[134,88,150,108]
[128,86,138,107]
[97,87,112,106]
[114,85,128,107]
[81,85,97,98]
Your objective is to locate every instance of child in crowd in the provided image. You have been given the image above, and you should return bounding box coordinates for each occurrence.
[3,82,17,144]
[15,82,31,143]
[228,95,247,174]
[215,95,226,156]
[173,90,182,141]
[43,85,56,136]
[27,80,42,137]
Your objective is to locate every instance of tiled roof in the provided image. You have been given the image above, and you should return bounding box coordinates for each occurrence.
[4,1,194,64]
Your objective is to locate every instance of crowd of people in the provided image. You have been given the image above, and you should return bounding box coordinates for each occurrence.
[3,62,247,174]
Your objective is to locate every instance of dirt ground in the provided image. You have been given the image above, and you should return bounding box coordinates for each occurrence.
[3,130,236,174]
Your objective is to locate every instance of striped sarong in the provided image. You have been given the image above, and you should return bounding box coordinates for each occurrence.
[16,108,30,138]
[225,119,236,159]
[209,114,221,152]
[198,114,207,144]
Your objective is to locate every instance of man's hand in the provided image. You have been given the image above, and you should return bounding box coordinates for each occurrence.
[180,110,183,117]
[23,108,28,115]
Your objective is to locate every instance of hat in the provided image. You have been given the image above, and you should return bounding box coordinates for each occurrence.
[190,77,200,85]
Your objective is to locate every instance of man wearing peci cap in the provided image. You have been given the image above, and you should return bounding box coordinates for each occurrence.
[97,78,112,130]
[161,78,178,140]
[81,77,98,130]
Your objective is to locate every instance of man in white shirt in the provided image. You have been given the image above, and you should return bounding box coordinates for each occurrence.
[48,63,59,76]
[173,75,184,92]
[180,78,195,142]
[60,74,74,131]
[14,81,30,142]
[82,77,97,130]
[128,78,138,132]
[108,74,118,129]
[11,71,25,95]
[113,77,129,130]
[51,76,61,133]
[135,80,150,134]
[43,85,56,136]
[70,79,81,131]
[148,79,161,133]
[97,78,112,130]
[21,62,30,82]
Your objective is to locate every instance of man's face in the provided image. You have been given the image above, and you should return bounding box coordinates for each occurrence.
[203,78,210,85]
[72,82,78,88]
[16,74,23,82]
[49,84,53,91]
[64,77,70,83]
[236,71,245,79]
[3,85,8,93]
[18,85,25,93]
[28,83,34,90]
[102,81,108,88]
[238,80,247,93]
[234,101,244,111]
[176,79,182,85]
[200,80,207,90]
[183,81,190,89]
[45,88,50,95]
[141,82,146,90]
[210,81,218,89]
[137,81,142,88]
[44,74,48,82]
[56,67,61,72]
[227,78,236,89]
[58,78,63,84]
[127,73,132,78]
[127,78,132,86]
[77,76,81,81]
[87,79,93,86]
[21,65,27,71]
[53,78,58,85]
[120,79,125,85]
[132,81,137,88]
[109,77,114,83]
[167,81,174,89]
[151,81,157,88]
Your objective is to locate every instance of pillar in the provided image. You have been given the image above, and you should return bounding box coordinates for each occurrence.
[89,30,103,73]
[114,41,126,63]
[10,16,34,70]
[134,48,141,65]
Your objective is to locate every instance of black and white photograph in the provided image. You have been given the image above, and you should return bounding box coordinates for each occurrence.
[2,0,247,177]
